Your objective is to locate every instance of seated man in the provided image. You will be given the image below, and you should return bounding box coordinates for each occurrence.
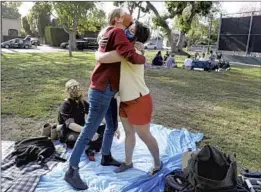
[57,79,120,161]
[164,51,170,62]
[183,55,193,70]
[152,51,163,66]
[199,53,208,61]
[166,54,177,68]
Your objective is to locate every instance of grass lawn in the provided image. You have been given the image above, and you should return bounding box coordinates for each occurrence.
[1,51,261,171]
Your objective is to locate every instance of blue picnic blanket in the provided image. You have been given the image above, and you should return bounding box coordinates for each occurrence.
[35,123,203,192]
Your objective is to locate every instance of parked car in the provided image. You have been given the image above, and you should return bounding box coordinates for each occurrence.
[60,40,88,50]
[31,38,41,46]
[1,38,32,49]
[60,37,98,50]
[144,42,158,50]
[83,37,99,50]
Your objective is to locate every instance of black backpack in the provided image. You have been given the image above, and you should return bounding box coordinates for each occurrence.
[165,145,241,192]
[11,136,56,167]
[185,145,238,192]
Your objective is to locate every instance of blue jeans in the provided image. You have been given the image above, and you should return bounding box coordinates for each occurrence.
[69,84,117,167]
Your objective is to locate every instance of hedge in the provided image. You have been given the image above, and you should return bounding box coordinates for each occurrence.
[45,27,69,47]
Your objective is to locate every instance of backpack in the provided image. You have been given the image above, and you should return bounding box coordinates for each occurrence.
[165,145,240,192]
[185,145,238,192]
[11,136,56,167]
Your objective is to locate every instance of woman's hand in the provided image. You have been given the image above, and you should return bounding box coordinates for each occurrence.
[91,133,99,141]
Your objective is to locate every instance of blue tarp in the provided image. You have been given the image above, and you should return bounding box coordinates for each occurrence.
[35,123,203,192]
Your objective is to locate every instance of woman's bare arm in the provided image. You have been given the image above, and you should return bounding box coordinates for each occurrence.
[95,51,124,63]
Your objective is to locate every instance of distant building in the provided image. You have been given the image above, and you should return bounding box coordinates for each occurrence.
[1,18,22,41]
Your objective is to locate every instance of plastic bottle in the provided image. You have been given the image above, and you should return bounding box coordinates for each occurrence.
[182,148,193,170]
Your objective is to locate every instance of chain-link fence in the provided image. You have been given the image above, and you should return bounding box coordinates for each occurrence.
[217,11,261,55]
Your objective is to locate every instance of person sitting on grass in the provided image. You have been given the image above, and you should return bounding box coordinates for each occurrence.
[152,51,163,66]
[183,55,193,70]
[166,53,177,68]
[199,52,208,61]
[57,79,120,161]
[164,51,170,62]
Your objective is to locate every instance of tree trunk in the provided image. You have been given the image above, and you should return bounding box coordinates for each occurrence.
[176,31,185,52]
[68,32,73,57]
[137,7,141,20]
[168,33,177,53]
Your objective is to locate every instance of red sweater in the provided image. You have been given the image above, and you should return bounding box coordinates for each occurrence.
[90,27,146,91]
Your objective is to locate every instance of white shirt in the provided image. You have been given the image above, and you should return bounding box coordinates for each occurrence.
[184,58,193,67]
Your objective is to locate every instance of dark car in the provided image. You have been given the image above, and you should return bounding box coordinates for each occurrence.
[60,40,88,50]
[31,38,41,46]
[60,37,98,50]
[1,38,32,49]
[83,37,98,50]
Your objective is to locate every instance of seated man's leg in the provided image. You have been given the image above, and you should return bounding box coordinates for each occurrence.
[66,132,79,149]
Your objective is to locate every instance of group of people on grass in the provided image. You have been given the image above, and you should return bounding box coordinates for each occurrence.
[50,8,162,190]
[183,50,230,71]
[152,51,177,68]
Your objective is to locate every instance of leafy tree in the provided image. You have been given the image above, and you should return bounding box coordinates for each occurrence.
[28,2,52,41]
[22,16,32,35]
[113,1,150,20]
[147,2,186,53]
[1,2,21,19]
[53,2,104,57]
[147,2,213,52]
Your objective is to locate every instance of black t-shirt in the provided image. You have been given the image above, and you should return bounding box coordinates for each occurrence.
[58,99,89,129]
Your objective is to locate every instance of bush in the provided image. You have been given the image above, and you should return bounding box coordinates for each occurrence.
[45,26,69,47]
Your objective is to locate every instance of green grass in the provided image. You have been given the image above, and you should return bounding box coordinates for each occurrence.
[1,52,261,171]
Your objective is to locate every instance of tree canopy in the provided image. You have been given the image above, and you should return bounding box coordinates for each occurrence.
[1,2,21,19]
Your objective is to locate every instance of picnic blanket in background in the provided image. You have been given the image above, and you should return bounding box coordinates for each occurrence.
[1,141,59,192]
[34,123,203,192]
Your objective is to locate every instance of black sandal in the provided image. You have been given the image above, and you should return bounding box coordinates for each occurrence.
[149,161,163,176]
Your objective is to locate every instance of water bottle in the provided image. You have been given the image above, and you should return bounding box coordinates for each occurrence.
[182,148,193,170]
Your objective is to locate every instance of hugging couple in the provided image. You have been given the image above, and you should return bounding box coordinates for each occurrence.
[65,8,163,190]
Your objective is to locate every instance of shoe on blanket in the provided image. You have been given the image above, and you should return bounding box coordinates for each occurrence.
[41,123,51,137]
[114,162,133,173]
[101,153,121,167]
[149,161,163,176]
[50,124,58,140]
[64,165,88,190]
[85,149,95,161]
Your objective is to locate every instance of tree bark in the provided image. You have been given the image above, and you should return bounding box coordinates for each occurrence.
[168,32,177,53]
[68,32,73,57]
[176,31,185,51]
[176,2,196,51]
[137,7,141,20]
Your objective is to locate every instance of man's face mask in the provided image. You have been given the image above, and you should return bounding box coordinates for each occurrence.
[67,84,82,100]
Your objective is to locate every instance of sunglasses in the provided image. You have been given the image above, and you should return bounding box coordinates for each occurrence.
[68,85,80,90]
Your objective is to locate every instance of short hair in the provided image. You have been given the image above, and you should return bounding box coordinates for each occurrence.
[108,8,123,25]
[135,20,151,43]
[65,79,79,90]
[188,55,191,58]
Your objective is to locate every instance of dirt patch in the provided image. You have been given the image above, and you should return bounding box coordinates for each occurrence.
[1,115,55,141]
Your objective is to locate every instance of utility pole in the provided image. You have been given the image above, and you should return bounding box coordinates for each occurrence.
[1,2,3,42]
[207,14,213,54]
